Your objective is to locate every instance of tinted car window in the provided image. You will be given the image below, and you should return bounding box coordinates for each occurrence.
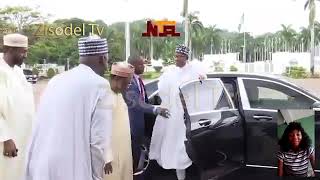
[243,79,315,109]
[223,82,237,105]
[145,80,158,97]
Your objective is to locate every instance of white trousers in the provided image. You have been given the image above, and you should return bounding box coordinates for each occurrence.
[176,169,186,180]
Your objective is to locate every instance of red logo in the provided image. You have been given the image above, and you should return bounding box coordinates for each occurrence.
[142,20,180,37]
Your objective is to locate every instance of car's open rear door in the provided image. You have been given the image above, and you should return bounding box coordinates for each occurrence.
[179,79,245,178]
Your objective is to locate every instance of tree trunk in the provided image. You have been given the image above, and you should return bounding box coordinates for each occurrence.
[311,23,315,75]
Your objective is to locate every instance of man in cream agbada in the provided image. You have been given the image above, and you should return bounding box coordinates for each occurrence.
[0,33,35,180]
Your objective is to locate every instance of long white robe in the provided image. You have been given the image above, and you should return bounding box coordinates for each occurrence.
[104,93,133,180]
[0,58,35,180]
[24,64,113,180]
[149,62,207,169]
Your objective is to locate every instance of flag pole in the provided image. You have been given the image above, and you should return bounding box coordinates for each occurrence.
[150,36,153,60]
[125,22,130,62]
[240,12,246,62]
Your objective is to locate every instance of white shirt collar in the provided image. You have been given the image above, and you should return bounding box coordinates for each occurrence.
[133,74,139,78]
[78,64,96,73]
[0,57,13,70]
[133,74,140,83]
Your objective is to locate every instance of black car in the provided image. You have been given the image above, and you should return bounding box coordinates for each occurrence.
[144,73,320,180]
[23,69,38,84]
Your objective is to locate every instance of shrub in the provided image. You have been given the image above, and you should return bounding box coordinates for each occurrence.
[32,67,39,75]
[214,66,224,72]
[230,65,238,72]
[286,66,308,79]
[47,68,56,78]
[55,69,59,74]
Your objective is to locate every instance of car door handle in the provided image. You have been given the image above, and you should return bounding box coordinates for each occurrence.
[253,115,273,121]
[199,119,211,126]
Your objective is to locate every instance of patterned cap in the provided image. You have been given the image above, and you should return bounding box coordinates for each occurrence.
[175,44,189,57]
[78,35,108,56]
[111,62,135,78]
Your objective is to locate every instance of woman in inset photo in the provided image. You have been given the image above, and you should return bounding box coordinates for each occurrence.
[277,122,315,177]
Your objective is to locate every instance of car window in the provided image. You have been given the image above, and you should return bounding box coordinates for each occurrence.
[180,79,233,114]
[243,79,314,109]
[145,80,158,97]
[223,82,237,106]
[258,87,288,100]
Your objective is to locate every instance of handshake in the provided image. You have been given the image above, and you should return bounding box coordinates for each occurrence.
[155,107,170,118]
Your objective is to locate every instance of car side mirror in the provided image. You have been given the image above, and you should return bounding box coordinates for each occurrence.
[312,102,320,111]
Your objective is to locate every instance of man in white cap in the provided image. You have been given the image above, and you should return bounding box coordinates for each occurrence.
[104,62,135,180]
[0,33,35,180]
[149,44,207,180]
[25,35,113,180]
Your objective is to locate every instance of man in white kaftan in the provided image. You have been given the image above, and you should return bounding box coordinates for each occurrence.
[149,44,207,180]
[0,33,35,180]
[24,35,113,180]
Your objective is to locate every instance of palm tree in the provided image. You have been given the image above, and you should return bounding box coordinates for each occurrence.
[314,21,320,45]
[185,11,204,59]
[304,0,320,75]
[298,27,311,52]
[130,20,151,58]
[192,31,207,58]
[279,24,297,51]
[205,25,221,54]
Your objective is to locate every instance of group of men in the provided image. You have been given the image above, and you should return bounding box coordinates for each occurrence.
[0,33,206,180]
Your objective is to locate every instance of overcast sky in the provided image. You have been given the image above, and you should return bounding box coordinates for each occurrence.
[0,0,319,36]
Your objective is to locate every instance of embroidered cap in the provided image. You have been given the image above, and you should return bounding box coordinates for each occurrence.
[78,35,108,56]
[111,62,135,78]
[175,44,189,57]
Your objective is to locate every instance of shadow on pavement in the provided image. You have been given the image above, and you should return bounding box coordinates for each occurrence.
[144,160,200,180]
